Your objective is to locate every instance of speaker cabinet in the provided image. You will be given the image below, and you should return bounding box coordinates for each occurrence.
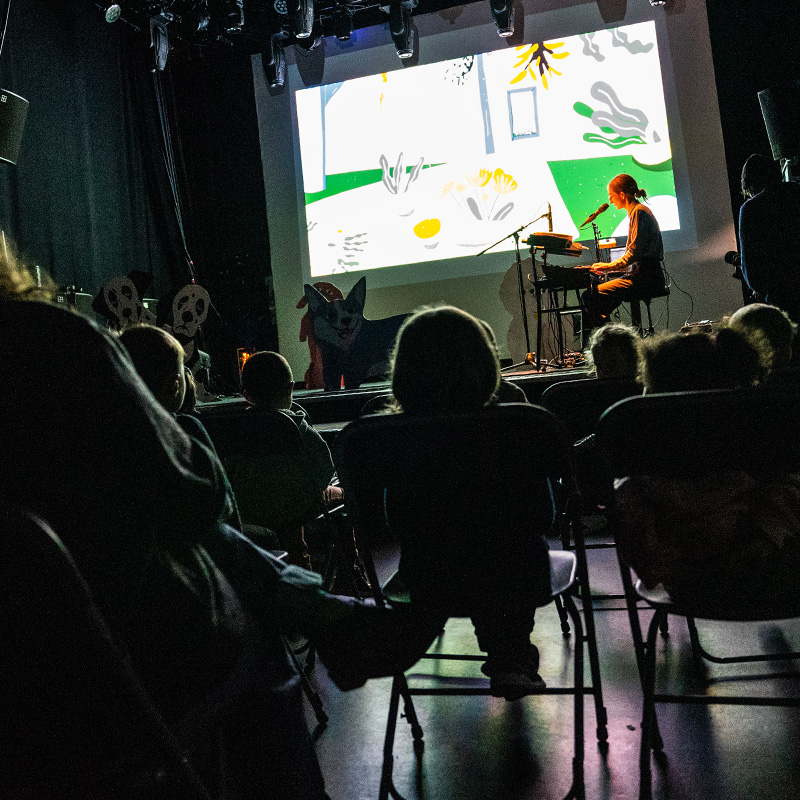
[0,89,29,165]
[759,79,800,162]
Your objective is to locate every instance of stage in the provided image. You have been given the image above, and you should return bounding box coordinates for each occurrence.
[196,362,594,435]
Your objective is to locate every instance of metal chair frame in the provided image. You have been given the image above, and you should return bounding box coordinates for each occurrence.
[597,387,800,800]
[336,404,610,800]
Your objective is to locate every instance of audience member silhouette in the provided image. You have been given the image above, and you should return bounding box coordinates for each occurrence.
[586,322,640,380]
[614,327,800,608]
[638,326,765,393]
[738,153,800,323]
[119,323,243,530]
[0,250,439,800]
[235,351,347,570]
[385,305,552,700]
[728,302,797,374]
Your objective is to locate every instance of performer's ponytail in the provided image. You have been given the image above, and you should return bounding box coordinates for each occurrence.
[610,173,648,203]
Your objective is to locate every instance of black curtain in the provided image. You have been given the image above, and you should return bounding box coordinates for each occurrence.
[706,0,800,227]
[0,0,186,296]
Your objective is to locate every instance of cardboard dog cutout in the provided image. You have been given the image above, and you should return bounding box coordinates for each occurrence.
[303,276,408,391]
[297,281,344,389]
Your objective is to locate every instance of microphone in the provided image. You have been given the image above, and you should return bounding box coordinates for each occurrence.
[547,203,553,232]
[579,202,609,229]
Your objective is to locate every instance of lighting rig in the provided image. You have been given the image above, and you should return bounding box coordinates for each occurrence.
[93,0,534,70]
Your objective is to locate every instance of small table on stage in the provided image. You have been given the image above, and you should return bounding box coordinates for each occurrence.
[525,233,592,370]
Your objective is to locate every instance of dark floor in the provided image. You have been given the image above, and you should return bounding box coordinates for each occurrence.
[302,538,800,800]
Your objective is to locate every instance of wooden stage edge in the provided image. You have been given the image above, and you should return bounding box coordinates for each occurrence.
[196,364,593,429]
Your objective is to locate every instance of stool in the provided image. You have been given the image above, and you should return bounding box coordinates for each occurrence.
[628,286,670,337]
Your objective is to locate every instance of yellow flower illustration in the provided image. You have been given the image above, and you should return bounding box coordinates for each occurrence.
[511,41,569,89]
[467,168,492,188]
[455,183,466,192]
[440,180,455,197]
[492,169,518,194]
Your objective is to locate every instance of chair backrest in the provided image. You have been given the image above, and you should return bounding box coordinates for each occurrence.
[201,408,319,530]
[596,387,800,615]
[359,392,393,416]
[0,506,210,799]
[596,387,800,479]
[335,404,573,607]
[540,377,642,442]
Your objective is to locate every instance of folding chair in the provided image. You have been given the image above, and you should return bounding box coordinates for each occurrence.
[201,407,357,592]
[201,407,356,724]
[541,377,644,603]
[336,404,609,800]
[540,377,642,444]
[596,387,800,799]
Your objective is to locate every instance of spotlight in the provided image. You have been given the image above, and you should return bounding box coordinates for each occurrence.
[294,0,314,38]
[220,0,245,33]
[295,28,323,53]
[489,0,514,38]
[150,17,169,71]
[105,4,122,23]
[388,0,416,59]
[648,0,666,5]
[263,36,286,88]
[332,3,354,41]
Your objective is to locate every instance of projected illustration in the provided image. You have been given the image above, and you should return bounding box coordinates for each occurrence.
[295,20,678,277]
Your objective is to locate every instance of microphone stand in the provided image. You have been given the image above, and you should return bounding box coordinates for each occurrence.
[479,211,550,371]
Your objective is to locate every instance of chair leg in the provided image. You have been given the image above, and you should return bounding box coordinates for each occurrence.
[644,300,655,337]
[629,300,643,335]
[397,674,425,755]
[639,609,666,800]
[380,675,421,800]
[619,555,646,677]
[379,677,402,800]
[285,636,328,726]
[618,554,664,751]
[573,533,608,746]
[555,594,571,636]
[563,592,586,800]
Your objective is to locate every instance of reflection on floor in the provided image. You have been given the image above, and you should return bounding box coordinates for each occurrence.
[303,538,800,800]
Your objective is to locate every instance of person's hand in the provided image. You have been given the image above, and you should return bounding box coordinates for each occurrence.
[590,262,608,275]
[323,485,344,505]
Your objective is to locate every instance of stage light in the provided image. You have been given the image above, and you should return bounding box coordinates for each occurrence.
[105,4,122,23]
[150,17,169,71]
[332,3,353,41]
[221,0,245,33]
[489,0,514,38]
[388,0,416,60]
[263,36,287,88]
[294,0,314,38]
[648,0,667,6]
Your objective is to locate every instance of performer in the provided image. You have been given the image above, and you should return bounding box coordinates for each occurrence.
[581,173,665,344]
[738,153,800,323]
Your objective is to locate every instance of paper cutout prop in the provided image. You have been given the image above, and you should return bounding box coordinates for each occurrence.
[92,273,156,330]
[303,276,408,391]
[297,281,344,389]
[169,284,210,365]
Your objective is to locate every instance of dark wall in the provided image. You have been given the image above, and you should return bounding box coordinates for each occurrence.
[167,46,278,390]
[706,0,800,228]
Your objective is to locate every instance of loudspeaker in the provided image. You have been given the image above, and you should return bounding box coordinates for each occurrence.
[758,79,800,162]
[0,89,29,165]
